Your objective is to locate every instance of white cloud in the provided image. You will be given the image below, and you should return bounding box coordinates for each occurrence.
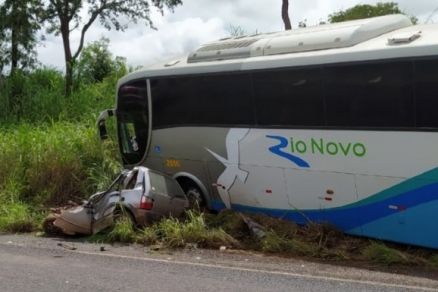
[37,0,438,71]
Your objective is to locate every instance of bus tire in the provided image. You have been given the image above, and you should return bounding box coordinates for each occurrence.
[185,186,206,211]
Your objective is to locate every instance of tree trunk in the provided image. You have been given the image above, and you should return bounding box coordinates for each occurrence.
[60,23,73,97]
[10,2,18,75]
[282,0,292,30]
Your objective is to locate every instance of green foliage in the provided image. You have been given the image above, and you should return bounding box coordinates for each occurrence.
[429,254,438,267]
[0,67,121,233]
[107,217,137,243]
[362,242,409,265]
[137,227,159,245]
[75,37,127,84]
[260,231,317,256]
[0,0,43,73]
[42,0,183,95]
[0,122,120,207]
[0,202,35,232]
[329,2,418,24]
[0,34,126,235]
[0,68,116,123]
[139,211,238,248]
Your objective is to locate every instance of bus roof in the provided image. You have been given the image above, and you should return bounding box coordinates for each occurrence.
[119,14,438,85]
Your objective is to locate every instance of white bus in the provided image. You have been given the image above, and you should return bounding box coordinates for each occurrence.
[98,14,438,249]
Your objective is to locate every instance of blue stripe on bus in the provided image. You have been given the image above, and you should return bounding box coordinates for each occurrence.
[210,167,438,248]
[210,182,438,235]
[348,199,438,249]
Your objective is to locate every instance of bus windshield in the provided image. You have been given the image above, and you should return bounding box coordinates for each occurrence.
[117,82,149,165]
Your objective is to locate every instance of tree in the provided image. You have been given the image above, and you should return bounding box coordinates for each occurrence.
[282,0,292,30]
[0,0,42,75]
[226,24,246,37]
[43,0,182,96]
[329,2,418,24]
[75,37,127,84]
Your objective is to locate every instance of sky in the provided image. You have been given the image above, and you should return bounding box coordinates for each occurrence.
[37,0,438,70]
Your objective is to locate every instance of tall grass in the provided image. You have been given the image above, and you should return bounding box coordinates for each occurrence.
[0,68,118,124]
[0,68,122,232]
[0,121,120,207]
[137,211,238,248]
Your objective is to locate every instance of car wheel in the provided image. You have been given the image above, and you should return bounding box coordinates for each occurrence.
[113,207,135,227]
[186,186,206,211]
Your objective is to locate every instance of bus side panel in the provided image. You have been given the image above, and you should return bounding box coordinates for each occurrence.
[285,169,359,231]
[143,156,164,173]
[229,165,289,211]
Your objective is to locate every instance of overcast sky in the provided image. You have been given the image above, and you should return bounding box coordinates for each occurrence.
[37,0,438,70]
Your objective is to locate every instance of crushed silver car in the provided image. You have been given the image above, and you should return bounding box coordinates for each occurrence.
[44,167,189,235]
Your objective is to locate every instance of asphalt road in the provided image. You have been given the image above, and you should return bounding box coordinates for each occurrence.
[0,235,437,292]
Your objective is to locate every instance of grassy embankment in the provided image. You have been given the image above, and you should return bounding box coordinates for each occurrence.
[98,209,438,270]
[0,69,121,232]
[1,69,438,271]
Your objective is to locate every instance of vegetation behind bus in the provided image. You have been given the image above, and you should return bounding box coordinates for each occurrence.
[0,59,123,233]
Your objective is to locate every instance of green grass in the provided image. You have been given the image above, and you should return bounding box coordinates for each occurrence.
[0,202,35,232]
[139,211,238,248]
[0,122,119,207]
[106,218,137,243]
[0,68,119,124]
[429,254,438,267]
[0,69,121,232]
[362,242,410,265]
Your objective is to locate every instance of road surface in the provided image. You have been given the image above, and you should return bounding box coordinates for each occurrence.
[0,234,437,292]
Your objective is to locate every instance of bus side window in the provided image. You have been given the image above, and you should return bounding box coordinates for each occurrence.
[151,74,254,128]
[415,59,438,128]
[253,67,324,127]
[325,61,414,128]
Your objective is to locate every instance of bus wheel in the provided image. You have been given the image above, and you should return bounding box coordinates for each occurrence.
[186,186,206,211]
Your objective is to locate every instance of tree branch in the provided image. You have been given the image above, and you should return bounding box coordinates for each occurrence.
[72,4,107,60]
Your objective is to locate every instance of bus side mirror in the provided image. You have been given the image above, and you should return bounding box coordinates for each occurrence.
[98,121,108,140]
[97,109,114,141]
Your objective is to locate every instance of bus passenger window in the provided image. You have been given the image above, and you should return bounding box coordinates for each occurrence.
[415,59,438,128]
[253,68,324,127]
[325,61,414,128]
